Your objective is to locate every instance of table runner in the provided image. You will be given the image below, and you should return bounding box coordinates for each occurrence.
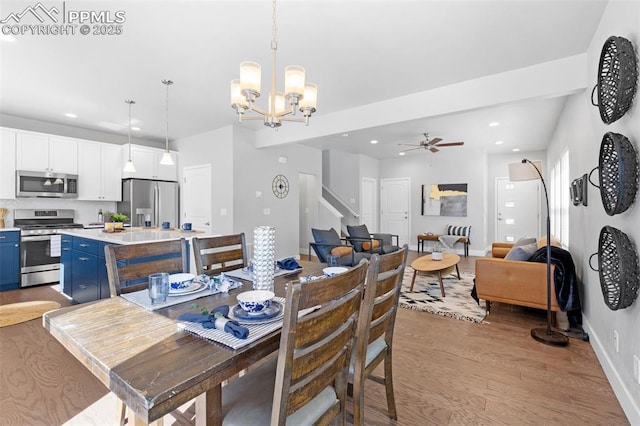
[224,267,302,282]
[178,297,287,349]
[121,281,243,311]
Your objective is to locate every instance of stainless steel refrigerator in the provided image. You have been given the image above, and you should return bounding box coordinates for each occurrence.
[118,179,179,227]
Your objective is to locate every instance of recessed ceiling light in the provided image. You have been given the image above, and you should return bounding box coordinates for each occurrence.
[64,113,77,118]
[495,140,504,145]
[341,133,349,137]
[399,152,405,156]
[512,148,520,152]
[131,126,141,131]
[370,139,378,144]
[0,34,17,43]
[489,122,500,127]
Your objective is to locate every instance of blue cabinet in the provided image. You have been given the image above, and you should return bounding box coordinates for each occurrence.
[65,236,117,303]
[0,231,20,291]
[60,235,73,296]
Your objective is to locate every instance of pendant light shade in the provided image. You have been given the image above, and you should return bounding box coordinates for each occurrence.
[123,100,136,173]
[160,79,174,166]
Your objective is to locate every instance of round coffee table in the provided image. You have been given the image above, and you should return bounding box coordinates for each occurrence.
[409,253,461,297]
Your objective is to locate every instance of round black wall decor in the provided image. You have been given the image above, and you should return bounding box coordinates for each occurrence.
[588,132,639,216]
[589,226,639,310]
[591,36,638,124]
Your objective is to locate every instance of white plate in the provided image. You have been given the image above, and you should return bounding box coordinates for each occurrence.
[168,281,206,296]
[322,267,349,276]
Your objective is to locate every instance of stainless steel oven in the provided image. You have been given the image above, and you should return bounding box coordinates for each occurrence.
[15,209,83,287]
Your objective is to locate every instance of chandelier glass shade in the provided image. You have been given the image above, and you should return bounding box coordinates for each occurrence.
[230,0,317,128]
[123,100,136,173]
[160,79,174,165]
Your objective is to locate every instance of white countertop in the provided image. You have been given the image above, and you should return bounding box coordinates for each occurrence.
[60,227,207,244]
[0,227,20,232]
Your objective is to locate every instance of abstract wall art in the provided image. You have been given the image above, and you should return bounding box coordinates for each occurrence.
[422,183,468,217]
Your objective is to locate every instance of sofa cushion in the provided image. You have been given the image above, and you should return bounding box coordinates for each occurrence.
[505,242,538,261]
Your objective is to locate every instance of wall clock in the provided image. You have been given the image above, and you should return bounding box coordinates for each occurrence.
[272,174,289,199]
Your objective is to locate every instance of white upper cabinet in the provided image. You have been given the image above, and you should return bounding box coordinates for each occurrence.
[0,128,16,199]
[78,141,122,201]
[122,144,178,181]
[16,132,78,174]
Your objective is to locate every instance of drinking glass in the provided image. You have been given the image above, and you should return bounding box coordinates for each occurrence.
[148,273,169,305]
[327,254,340,267]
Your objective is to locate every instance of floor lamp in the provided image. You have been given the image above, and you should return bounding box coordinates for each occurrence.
[508,159,569,347]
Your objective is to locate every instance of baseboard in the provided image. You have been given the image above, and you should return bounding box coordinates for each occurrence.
[583,316,640,424]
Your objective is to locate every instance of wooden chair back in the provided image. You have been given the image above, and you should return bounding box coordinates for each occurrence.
[104,238,189,297]
[271,260,368,425]
[351,245,408,425]
[192,233,247,277]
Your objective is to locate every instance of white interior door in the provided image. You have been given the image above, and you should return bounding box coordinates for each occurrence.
[183,165,212,233]
[360,177,377,232]
[380,178,410,246]
[496,177,540,242]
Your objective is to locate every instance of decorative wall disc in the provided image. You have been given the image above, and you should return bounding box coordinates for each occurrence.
[272,174,289,199]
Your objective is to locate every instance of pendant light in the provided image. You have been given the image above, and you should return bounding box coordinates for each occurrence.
[160,79,174,166]
[123,100,136,173]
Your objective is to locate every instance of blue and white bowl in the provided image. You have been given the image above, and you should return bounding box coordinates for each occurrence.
[169,273,195,290]
[237,290,274,314]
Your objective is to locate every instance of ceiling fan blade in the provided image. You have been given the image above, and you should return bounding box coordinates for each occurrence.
[427,137,442,145]
[435,142,464,147]
[398,143,421,147]
[400,147,424,153]
[429,147,439,153]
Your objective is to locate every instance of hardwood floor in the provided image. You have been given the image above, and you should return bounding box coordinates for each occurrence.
[0,252,629,425]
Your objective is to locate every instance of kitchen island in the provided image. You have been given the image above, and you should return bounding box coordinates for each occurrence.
[59,227,210,304]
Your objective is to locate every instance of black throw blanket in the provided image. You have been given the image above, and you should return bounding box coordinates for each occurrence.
[529,246,582,328]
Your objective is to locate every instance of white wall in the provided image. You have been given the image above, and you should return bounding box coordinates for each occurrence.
[232,125,322,259]
[173,126,234,235]
[379,146,486,254]
[546,2,639,421]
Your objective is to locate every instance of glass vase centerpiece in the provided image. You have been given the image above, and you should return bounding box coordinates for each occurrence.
[432,242,444,261]
[253,226,276,291]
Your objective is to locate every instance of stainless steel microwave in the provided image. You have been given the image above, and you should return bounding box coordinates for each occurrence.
[16,171,78,198]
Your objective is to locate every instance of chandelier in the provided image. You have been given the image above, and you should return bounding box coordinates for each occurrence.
[230,0,317,128]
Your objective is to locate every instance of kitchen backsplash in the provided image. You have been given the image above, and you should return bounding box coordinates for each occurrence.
[0,199,117,227]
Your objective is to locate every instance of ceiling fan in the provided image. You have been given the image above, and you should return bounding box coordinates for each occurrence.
[398,133,464,153]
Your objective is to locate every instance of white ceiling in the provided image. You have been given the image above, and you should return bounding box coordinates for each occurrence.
[0,1,607,158]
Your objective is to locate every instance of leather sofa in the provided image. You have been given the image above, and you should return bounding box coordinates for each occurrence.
[474,242,560,315]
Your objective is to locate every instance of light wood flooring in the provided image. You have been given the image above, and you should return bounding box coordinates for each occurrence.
[0,252,629,425]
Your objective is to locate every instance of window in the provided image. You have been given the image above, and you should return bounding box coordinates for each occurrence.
[549,150,570,247]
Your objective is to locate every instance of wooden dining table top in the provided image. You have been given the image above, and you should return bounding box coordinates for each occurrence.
[43,260,326,425]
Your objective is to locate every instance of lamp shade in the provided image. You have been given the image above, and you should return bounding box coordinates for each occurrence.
[160,151,174,166]
[299,83,318,109]
[230,79,248,107]
[268,92,285,115]
[509,160,543,181]
[239,61,261,95]
[123,160,136,173]
[284,65,305,97]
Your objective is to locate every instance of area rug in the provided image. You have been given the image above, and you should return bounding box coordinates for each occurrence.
[399,267,485,323]
[0,301,61,328]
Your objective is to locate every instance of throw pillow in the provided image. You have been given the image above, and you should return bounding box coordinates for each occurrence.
[513,237,537,247]
[504,242,538,261]
[361,240,380,251]
[537,236,562,250]
[446,225,471,238]
[330,246,353,257]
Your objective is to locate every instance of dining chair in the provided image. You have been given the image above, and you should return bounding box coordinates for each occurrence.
[192,233,247,277]
[350,244,408,425]
[219,260,369,425]
[104,238,189,296]
[104,238,188,425]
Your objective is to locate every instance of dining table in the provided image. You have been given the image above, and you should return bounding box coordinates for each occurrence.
[43,260,326,426]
